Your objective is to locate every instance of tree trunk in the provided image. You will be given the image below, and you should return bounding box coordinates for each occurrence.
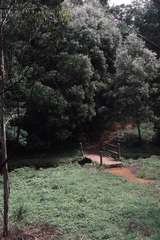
[16,102,20,144]
[0,4,10,236]
[137,122,142,142]
[16,126,20,145]
[1,124,9,237]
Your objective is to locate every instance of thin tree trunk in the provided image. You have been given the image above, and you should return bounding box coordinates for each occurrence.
[0,4,10,236]
[137,122,142,142]
[16,126,20,145]
[16,101,20,144]
[1,124,9,237]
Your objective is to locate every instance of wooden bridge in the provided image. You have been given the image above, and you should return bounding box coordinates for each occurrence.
[80,142,123,168]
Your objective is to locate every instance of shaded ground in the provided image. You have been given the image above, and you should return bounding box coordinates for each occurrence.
[0,224,59,240]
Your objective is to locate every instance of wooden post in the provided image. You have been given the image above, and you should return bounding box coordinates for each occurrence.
[117,142,121,161]
[80,142,85,159]
[0,2,10,237]
[100,151,103,166]
[137,122,142,142]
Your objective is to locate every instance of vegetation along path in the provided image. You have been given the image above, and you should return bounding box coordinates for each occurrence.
[85,153,155,184]
[85,154,156,185]
[105,167,156,185]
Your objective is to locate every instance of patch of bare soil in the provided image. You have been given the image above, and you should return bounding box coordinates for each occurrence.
[105,167,156,185]
[0,224,60,240]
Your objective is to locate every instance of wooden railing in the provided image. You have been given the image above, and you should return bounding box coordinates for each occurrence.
[80,141,121,167]
[100,142,121,162]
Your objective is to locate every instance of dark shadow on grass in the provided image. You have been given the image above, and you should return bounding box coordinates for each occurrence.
[8,148,80,171]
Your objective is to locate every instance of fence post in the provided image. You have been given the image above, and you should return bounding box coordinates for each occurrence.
[100,151,103,166]
[117,142,121,160]
[80,142,85,159]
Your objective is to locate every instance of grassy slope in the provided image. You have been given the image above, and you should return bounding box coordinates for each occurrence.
[0,164,159,240]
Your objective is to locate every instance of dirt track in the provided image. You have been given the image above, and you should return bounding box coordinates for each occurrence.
[105,167,155,185]
[86,122,156,185]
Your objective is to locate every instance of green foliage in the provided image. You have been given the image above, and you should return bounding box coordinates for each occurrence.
[109,0,160,142]
[134,0,160,138]
[134,0,160,54]
[115,33,159,126]
[63,0,121,130]
[5,0,122,147]
[4,0,160,149]
[110,1,147,36]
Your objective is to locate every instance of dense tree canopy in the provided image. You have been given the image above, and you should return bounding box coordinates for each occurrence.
[3,0,121,148]
[2,0,160,149]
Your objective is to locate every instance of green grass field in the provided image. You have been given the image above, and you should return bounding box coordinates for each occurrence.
[0,161,159,240]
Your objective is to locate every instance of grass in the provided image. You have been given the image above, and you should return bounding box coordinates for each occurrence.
[123,155,160,180]
[0,162,159,240]
[0,122,159,239]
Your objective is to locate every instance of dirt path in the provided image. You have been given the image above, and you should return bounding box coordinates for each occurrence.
[104,167,155,185]
[85,154,156,185]
[85,122,156,185]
